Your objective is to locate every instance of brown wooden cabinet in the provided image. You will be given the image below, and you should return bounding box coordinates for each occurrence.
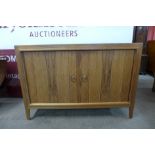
[15,44,142,119]
[147,41,155,91]
[133,26,148,74]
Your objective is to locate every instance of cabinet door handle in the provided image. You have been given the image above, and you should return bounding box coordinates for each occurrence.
[81,74,88,82]
[70,75,76,82]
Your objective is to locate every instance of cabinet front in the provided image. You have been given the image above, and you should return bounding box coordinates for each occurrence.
[23,50,134,104]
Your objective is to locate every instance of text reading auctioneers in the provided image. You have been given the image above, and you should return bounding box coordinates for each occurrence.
[29,30,78,38]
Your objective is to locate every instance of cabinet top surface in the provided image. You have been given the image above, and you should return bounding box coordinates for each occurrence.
[15,43,143,52]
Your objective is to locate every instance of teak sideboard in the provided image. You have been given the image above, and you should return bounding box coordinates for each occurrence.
[15,44,142,120]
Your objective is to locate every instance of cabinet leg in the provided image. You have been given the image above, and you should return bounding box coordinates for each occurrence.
[129,106,134,119]
[25,108,31,120]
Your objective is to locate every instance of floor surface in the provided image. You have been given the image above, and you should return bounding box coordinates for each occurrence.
[0,75,155,129]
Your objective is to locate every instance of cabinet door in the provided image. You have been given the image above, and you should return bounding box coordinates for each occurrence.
[76,50,134,103]
[23,50,134,103]
[99,50,134,102]
[24,51,83,103]
[24,51,71,103]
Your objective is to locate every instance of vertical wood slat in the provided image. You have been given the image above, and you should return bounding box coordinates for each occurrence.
[88,51,102,102]
[121,50,134,101]
[110,50,124,101]
[24,52,50,102]
[45,52,57,102]
[100,51,113,101]
[55,52,70,102]
[68,52,78,102]
[79,51,89,102]
[34,52,50,102]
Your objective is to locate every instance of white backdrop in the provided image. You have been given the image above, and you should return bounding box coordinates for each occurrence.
[0,26,134,49]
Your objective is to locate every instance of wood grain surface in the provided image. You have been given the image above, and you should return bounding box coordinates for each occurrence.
[23,50,134,103]
[15,44,142,119]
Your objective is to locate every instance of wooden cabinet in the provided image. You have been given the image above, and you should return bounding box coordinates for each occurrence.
[133,26,148,74]
[15,44,142,119]
[147,41,155,91]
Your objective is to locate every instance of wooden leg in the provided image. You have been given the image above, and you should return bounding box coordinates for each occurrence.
[25,108,31,120]
[129,106,134,119]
